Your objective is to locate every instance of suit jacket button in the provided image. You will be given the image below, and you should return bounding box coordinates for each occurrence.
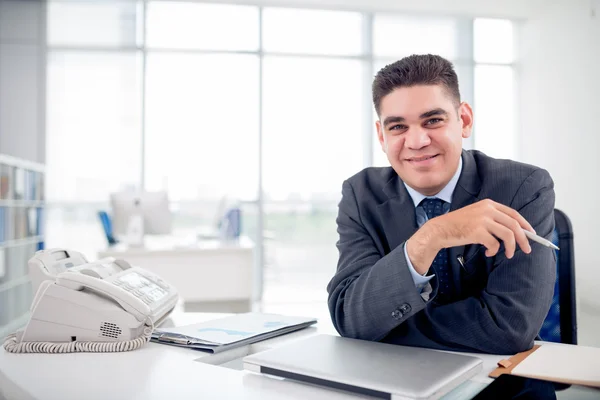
[400,304,411,313]
[391,309,403,319]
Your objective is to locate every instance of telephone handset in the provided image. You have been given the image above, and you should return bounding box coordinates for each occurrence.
[56,259,175,325]
[3,249,179,354]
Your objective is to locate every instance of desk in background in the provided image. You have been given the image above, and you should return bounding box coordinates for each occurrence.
[98,235,255,313]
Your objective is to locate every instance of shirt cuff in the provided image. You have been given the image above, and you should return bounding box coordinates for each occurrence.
[404,242,434,290]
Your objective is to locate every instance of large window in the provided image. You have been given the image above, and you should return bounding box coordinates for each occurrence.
[373,15,460,59]
[144,53,259,201]
[46,52,142,203]
[47,1,141,47]
[45,1,516,316]
[262,8,364,56]
[260,9,366,307]
[474,65,516,158]
[262,56,364,202]
[473,18,516,159]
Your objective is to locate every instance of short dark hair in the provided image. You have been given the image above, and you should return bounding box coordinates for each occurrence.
[372,54,461,116]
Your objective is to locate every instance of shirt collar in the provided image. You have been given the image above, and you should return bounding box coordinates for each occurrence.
[403,156,463,207]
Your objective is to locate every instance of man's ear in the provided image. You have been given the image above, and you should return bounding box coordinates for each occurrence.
[459,102,474,139]
[376,120,387,152]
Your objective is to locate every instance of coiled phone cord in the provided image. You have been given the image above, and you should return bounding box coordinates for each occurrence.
[2,319,154,354]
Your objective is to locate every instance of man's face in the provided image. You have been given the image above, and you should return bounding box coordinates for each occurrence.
[376,85,473,196]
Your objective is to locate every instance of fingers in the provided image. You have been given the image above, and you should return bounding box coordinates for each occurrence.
[443,199,536,258]
[478,230,501,258]
[486,222,517,258]
[490,201,535,234]
[492,210,532,254]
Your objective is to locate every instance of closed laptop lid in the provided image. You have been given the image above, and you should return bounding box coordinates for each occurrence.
[243,334,483,400]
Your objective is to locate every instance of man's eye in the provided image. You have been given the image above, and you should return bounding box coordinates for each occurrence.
[389,125,406,131]
[425,118,443,125]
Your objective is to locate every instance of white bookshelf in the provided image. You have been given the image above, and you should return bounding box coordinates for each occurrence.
[0,154,45,338]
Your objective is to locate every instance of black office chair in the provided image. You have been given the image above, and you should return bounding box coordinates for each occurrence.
[538,209,577,391]
[538,209,577,345]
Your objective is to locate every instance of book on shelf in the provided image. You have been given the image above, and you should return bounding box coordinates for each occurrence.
[38,172,44,201]
[36,207,44,236]
[0,206,5,243]
[12,167,24,201]
[0,164,12,200]
[1,207,12,243]
[0,248,5,280]
[36,206,45,250]
[22,170,41,202]
[12,207,26,240]
[27,207,37,237]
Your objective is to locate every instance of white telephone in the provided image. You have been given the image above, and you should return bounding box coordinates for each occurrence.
[3,248,178,353]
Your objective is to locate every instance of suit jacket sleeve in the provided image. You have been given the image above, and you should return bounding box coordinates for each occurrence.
[328,169,556,354]
[412,168,556,353]
[327,179,438,342]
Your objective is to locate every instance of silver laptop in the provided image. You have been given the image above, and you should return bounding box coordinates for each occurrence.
[243,334,482,400]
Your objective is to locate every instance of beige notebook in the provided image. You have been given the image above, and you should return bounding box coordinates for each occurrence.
[490,344,600,388]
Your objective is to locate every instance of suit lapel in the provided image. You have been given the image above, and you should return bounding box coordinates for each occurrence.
[376,174,418,253]
[448,151,482,292]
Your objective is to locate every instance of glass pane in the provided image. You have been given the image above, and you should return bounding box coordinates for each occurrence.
[44,205,120,273]
[263,56,364,201]
[47,1,141,47]
[261,56,364,306]
[371,60,473,165]
[46,52,142,202]
[372,115,387,167]
[373,15,458,58]
[474,18,514,63]
[144,53,259,201]
[474,65,515,159]
[262,8,363,56]
[261,207,338,321]
[455,63,474,150]
[146,2,259,51]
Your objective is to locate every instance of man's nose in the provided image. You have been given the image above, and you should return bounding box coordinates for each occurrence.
[405,127,431,150]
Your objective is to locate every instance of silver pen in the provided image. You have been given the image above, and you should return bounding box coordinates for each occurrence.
[523,229,559,250]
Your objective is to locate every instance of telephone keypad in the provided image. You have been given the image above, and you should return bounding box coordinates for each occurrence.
[114,272,169,306]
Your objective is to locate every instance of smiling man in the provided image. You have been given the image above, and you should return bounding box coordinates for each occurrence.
[327,54,556,354]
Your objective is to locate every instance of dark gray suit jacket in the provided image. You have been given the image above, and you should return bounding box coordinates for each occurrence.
[327,150,556,354]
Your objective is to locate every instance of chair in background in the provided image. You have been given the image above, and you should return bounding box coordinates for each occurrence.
[97,210,118,246]
[539,209,577,345]
[538,209,577,391]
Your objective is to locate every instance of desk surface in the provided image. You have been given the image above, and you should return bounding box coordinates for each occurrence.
[99,235,254,256]
[0,311,596,400]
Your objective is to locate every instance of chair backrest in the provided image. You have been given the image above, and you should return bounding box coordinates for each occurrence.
[538,209,577,345]
[98,210,118,246]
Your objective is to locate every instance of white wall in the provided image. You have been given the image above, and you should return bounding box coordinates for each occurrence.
[518,0,600,309]
[0,0,46,163]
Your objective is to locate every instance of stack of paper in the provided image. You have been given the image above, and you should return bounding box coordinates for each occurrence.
[151,313,317,353]
[511,344,600,387]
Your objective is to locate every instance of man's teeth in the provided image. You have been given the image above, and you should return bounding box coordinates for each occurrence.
[413,156,434,161]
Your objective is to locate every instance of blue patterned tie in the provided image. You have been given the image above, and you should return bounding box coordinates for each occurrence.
[420,198,454,304]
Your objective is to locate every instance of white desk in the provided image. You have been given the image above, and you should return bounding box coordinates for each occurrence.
[1,311,598,400]
[98,236,255,313]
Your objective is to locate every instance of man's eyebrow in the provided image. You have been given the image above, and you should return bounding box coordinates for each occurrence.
[382,116,405,126]
[419,108,449,119]
[382,109,449,127]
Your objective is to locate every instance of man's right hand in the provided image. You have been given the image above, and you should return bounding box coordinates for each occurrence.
[406,199,535,275]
